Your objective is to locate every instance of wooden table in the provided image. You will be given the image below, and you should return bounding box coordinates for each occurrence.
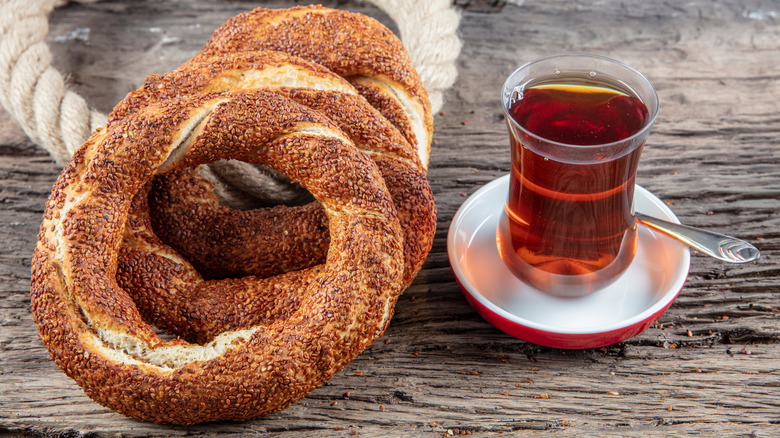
[2,0,779,436]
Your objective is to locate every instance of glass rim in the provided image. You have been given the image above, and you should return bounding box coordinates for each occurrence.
[501,53,660,150]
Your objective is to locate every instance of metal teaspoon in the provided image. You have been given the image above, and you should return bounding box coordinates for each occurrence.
[635,213,760,263]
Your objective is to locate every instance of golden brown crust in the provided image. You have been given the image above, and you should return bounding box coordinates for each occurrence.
[145,83,435,286]
[31,90,404,424]
[103,9,436,287]
[198,5,433,166]
[146,167,329,280]
[31,6,437,425]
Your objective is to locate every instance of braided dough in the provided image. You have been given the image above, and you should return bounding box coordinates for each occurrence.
[32,90,405,424]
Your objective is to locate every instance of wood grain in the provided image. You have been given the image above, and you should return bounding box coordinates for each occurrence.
[1,0,779,436]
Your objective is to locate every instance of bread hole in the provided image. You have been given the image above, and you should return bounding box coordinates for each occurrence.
[202,160,315,210]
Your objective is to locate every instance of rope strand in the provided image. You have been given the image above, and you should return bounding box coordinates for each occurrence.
[0,0,460,201]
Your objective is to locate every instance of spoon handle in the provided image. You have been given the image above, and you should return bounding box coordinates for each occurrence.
[635,213,760,263]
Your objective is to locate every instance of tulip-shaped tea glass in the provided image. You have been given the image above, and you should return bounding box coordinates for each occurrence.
[497,54,659,297]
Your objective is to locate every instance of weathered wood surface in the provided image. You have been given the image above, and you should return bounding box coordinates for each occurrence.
[2,0,779,436]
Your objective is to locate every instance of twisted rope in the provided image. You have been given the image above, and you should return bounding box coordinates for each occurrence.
[0,0,460,176]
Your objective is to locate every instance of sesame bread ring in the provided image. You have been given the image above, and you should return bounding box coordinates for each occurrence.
[121,51,435,287]
[120,137,435,340]
[198,5,434,166]
[30,89,404,424]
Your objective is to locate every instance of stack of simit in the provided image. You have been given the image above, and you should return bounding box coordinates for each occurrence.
[30,5,436,425]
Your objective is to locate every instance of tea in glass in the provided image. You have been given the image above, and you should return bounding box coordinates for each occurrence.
[498,55,659,297]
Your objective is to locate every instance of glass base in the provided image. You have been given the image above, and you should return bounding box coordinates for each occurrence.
[496,211,637,298]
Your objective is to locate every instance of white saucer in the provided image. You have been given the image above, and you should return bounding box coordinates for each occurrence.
[447,175,690,349]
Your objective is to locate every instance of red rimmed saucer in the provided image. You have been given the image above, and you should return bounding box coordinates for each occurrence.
[447,175,690,349]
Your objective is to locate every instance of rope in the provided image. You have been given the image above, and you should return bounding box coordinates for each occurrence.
[376,0,461,113]
[0,0,460,202]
